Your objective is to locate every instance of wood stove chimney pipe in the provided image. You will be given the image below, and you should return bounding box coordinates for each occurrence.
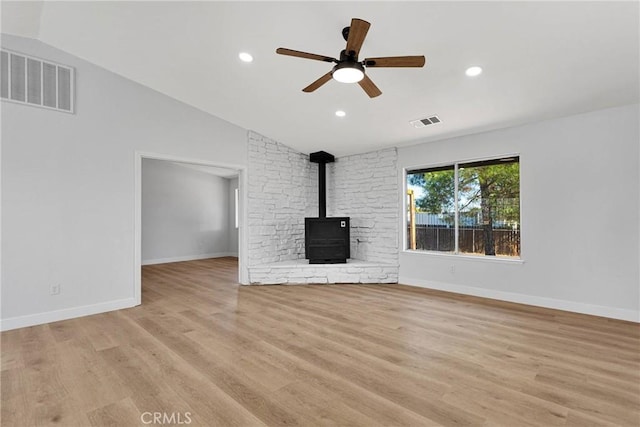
[309,151,335,218]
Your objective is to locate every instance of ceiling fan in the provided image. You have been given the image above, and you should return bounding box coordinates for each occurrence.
[276,18,426,98]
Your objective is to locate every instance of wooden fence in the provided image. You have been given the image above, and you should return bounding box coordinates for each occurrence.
[409,225,520,256]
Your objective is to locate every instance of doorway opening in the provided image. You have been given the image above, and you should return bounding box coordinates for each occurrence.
[134,152,247,306]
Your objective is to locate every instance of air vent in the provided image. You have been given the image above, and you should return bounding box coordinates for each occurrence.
[410,115,442,128]
[1,49,74,113]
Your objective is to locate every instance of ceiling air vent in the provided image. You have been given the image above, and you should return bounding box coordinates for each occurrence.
[1,49,74,113]
[410,115,442,128]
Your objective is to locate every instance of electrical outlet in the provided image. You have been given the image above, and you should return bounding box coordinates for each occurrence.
[450,265,455,274]
[50,284,60,295]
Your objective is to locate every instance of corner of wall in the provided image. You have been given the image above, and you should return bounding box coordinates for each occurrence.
[329,147,400,264]
[247,134,316,266]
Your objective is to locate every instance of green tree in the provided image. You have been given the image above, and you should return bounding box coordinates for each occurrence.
[408,170,455,213]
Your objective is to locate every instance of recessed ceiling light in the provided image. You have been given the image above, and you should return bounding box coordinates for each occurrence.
[335,110,346,117]
[465,66,482,77]
[238,52,253,63]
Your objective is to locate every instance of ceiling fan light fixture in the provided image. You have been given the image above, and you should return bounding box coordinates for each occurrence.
[332,62,365,83]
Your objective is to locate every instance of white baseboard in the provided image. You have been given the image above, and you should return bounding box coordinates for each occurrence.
[399,276,639,323]
[142,252,238,266]
[0,297,138,332]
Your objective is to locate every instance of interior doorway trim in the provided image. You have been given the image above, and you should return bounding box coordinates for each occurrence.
[134,151,248,305]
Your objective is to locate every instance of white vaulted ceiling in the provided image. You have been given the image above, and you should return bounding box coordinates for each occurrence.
[2,1,639,156]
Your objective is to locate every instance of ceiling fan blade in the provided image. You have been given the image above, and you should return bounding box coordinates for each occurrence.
[302,72,333,93]
[345,18,371,57]
[276,48,336,63]
[358,74,382,98]
[364,56,426,68]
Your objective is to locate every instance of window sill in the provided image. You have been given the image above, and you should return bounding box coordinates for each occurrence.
[401,250,525,264]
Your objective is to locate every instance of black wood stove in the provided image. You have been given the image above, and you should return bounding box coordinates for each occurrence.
[305,151,350,264]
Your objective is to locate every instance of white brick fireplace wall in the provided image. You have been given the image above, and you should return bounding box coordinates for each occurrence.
[247,132,399,284]
[327,148,399,265]
[247,131,316,265]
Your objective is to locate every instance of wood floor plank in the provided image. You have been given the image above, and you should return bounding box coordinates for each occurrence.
[178,308,437,426]
[113,311,267,427]
[87,397,142,427]
[134,315,304,426]
[2,257,639,426]
[54,336,131,414]
[272,380,391,426]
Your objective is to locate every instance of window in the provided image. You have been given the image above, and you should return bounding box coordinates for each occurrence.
[406,156,520,258]
[234,188,239,229]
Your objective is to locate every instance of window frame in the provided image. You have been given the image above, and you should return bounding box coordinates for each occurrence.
[403,153,523,263]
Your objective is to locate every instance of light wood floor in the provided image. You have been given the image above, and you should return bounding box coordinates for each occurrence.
[2,257,639,426]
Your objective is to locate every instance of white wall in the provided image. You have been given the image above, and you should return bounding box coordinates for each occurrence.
[142,160,234,265]
[398,104,640,321]
[1,34,247,330]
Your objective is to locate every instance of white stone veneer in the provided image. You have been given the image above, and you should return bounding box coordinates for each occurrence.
[247,131,316,265]
[327,148,399,265]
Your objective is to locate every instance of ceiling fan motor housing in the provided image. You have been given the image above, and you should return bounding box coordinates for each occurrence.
[339,49,358,63]
[333,61,364,73]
